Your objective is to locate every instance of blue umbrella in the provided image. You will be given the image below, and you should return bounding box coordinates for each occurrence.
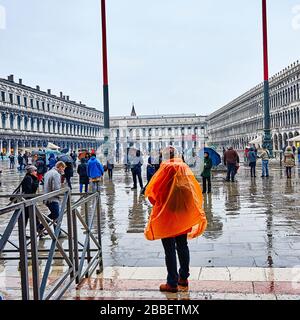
[199,147,221,167]
[57,154,73,163]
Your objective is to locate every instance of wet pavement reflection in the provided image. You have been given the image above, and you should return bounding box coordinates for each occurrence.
[1,160,300,269]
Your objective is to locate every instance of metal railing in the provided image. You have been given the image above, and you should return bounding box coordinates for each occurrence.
[0,189,103,300]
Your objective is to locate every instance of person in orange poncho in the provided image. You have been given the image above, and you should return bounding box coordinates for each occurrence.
[144,146,207,293]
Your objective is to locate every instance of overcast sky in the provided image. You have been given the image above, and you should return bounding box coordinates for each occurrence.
[0,0,299,116]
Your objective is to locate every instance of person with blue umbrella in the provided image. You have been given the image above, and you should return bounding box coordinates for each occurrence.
[201,152,213,194]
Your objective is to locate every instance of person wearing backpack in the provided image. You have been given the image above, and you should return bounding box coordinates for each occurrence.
[35,156,47,184]
[259,146,270,178]
[87,153,104,192]
[141,152,157,195]
[77,158,89,193]
[144,146,207,293]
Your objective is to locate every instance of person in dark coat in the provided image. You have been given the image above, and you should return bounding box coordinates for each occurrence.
[106,157,114,180]
[64,161,74,190]
[35,156,47,184]
[141,152,157,195]
[247,147,257,178]
[224,147,239,182]
[20,165,39,227]
[77,158,89,193]
[9,154,15,169]
[71,151,77,168]
[130,150,144,191]
[201,152,212,193]
[23,152,29,166]
[18,153,25,171]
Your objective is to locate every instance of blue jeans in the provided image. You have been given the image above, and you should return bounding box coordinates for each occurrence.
[80,183,89,193]
[161,234,190,287]
[226,163,236,181]
[262,160,269,177]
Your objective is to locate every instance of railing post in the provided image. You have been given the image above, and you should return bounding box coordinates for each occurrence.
[17,205,30,300]
[85,200,91,278]
[66,191,75,281]
[72,204,80,284]
[96,192,103,274]
[29,204,40,300]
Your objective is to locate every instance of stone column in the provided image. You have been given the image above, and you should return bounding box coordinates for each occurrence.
[5,113,10,129]
[33,118,37,131]
[15,141,18,156]
[13,114,18,130]
[20,115,25,131]
[8,140,11,154]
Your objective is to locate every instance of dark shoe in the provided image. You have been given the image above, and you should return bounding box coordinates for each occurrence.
[39,230,48,239]
[261,176,265,178]
[131,187,137,190]
[58,231,68,239]
[178,278,189,288]
[159,283,178,293]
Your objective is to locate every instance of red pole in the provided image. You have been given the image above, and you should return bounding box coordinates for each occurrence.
[262,0,269,81]
[101,0,110,134]
[101,0,109,86]
[262,0,272,156]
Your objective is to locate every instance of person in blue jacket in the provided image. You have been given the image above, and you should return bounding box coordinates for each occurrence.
[87,153,104,192]
[48,153,56,170]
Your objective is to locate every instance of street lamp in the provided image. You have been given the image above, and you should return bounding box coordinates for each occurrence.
[101,0,110,156]
[262,0,273,156]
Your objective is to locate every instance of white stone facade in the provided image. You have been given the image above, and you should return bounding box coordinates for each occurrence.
[0,75,103,154]
[108,114,207,162]
[207,60,300,151]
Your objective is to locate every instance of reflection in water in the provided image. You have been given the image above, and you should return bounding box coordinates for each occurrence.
[262,177,274,267]
[224,182,241,214]
[249,178,257,197]
[105,181,118,265]
[202,194,223,240]
[284,178,293,194]
[124,171,131,187]
[128,191,146,233]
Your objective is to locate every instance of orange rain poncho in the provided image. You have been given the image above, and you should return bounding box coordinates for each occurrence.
[144,158,207,241]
